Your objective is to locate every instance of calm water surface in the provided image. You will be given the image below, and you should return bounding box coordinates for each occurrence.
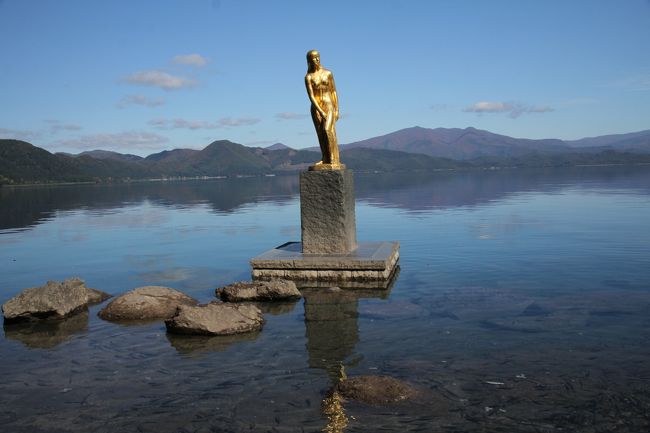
[1,167,650,432]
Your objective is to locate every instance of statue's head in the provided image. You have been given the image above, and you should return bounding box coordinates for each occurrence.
[307,50,320,70]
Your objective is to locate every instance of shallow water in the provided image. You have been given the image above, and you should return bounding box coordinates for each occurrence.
[1,166,650,432]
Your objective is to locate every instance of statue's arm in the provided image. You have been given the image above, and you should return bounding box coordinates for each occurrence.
[330,72,339,120]
[305,75,325,117]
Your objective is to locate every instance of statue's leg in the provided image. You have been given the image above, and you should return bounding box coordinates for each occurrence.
[329,130,339,164]
[325,111,338,164]
[311,107,326,164]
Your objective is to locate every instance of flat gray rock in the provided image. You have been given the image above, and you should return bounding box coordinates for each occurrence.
[98,286,197,322]
[336,375,417,405]
[216,280,301,302]
[2,278,111,323]
[165,302,264,336]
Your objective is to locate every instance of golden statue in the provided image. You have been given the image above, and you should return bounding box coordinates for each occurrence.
[305,50,345,170]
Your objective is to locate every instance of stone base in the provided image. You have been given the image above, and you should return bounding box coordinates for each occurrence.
[300,169,356,254]
[250,241,400,289]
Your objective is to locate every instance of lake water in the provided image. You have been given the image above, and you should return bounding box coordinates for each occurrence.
[1,166,650,432]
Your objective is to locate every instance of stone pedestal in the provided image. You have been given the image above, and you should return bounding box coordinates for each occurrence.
[300,169,356,254]
[250,168,400,288]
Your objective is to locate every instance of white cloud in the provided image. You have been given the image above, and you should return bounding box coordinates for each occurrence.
[53,132,169,151]
[150,116,261,130]
[0,127,42,141]
[275,112,307,120]
[463,101,554,118]
[171,54,208,67]
[124,70,196,90]
[117,94,165,109]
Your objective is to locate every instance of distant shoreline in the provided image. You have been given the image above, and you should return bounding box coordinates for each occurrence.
[3,163,650,188]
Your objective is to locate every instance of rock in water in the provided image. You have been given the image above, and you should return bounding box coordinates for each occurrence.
[86,287,112,305]
[2,278,111,323]
[216,280,301,302]
[336,375,417,405]
[98,286,197,322]
[165,302,264,335]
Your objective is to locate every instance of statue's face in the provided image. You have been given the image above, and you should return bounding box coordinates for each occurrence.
[308,53,320,68]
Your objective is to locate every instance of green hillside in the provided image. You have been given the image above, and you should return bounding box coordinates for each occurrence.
[2,138,649,185]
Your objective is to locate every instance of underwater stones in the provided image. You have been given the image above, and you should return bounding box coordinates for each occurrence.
[336,375,417,405]
[165,302,264,336]
[98,286,197,322]
[2,278,111,323]
[216,279,301,302]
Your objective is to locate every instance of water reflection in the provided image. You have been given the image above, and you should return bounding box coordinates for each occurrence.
[0,176,298,231]
[302,284,398,433]
[355,166,650,211]
[3,166,649,231]
[166,331,262,357]
[3,311,89,349]
[303,287,360,383]
[303,282,393,383]
[255,301,299,315]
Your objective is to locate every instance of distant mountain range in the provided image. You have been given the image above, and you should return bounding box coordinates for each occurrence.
[340,126,650,159]
[1,126,649,184]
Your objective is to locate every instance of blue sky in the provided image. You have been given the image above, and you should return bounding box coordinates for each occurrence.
[1,0,649,155]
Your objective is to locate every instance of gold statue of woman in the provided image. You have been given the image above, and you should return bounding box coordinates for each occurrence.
[305,50,345,170]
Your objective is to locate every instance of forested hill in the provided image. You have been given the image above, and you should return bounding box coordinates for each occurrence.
[0,139,461,184]
[2,136,650,185]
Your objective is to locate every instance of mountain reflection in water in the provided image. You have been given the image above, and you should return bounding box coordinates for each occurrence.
[2,166,649,232]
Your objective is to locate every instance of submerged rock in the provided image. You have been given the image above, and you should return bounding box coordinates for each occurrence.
[216,280,301,302]
[2,278,111,323]
[165,302,264,335]
[98,286,197,322]
[336,375,417,405]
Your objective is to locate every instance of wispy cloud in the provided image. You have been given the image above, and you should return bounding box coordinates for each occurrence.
[429,104,451,111]
[150,117,261,130]
[117,94,165,109]
[1,122,83,142]
[605,72,650,91]
[124,70,196,90]
[247,140,275,146]
[555,97,599,107]
[218,117,260,127]
[149,118,219,130]
[44,119,82,133]
[53,132,169,151]
[275,112,307,120]
[171,54,208,67]
[0,127,42,141]
[463,101,554,118]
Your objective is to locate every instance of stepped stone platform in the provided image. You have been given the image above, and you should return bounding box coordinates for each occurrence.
[251,241,400,289]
